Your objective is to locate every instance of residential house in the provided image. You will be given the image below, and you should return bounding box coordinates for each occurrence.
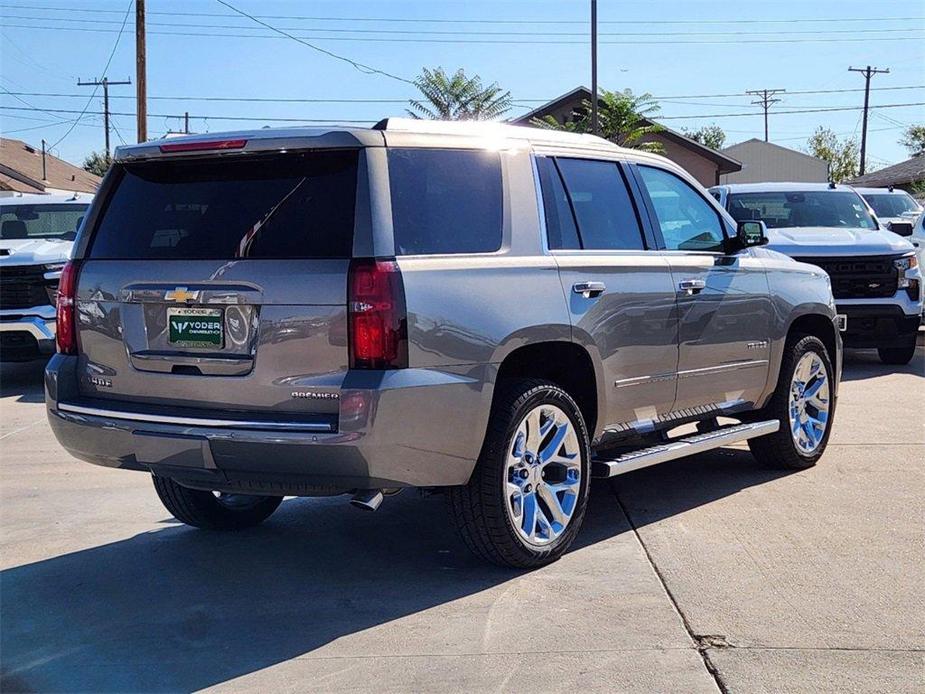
[719,139,829,184]
[0,138,101,196]
[848,155,925,195]
[509,86,742,187]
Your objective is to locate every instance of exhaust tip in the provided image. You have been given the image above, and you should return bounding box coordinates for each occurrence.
[350,489,384,512]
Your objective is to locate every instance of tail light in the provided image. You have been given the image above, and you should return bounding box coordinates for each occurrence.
[55,260,80,354]
[348,258,407,369]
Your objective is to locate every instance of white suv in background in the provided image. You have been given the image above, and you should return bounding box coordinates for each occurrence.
[855,186,922,238]
[0,193,92,361]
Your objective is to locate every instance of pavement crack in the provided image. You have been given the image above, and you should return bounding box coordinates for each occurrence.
[610,483,730,694]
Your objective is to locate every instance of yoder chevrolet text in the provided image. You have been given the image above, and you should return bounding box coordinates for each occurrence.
[46,120,843,568]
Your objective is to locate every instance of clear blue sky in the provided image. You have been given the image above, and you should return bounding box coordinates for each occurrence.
[1,0,923,168]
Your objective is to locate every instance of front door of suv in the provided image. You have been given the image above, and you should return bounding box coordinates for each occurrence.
[633,164,772,416]
[536,155,679,432]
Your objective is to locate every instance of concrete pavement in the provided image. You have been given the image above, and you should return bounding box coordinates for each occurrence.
[1,343,922,693]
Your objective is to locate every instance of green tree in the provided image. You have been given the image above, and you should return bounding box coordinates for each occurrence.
[407,67,512,121]
[806,127,858,182]
[531,89,665,154]
[82,150,112,177]
[682,124,726,150]
[899,124,925,157]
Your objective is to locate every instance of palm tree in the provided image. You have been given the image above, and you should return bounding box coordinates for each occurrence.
[532,89,665,154]
[408,67,512,121]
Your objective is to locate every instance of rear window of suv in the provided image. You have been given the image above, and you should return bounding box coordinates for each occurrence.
[88,150,358,259]
[388,148,502,255]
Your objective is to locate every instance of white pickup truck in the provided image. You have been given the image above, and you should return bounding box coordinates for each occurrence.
[0,193,91,361]
[710,182,922,365]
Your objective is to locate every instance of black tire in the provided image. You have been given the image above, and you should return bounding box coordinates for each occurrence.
[448,378,591,569]
[877,342,916,365]
[152,475,283,530]
[749,335,835,470]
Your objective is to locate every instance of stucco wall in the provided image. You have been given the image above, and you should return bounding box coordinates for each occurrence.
[719,140,828,184]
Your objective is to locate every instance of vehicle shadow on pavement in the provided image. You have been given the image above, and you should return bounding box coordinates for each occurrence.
[0,448,793,693]
[0,360,47,404]
[840,343,924,382]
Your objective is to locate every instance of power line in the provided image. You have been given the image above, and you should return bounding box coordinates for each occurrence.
[213,0,412,84]
[1,3,921,25]
[4,84,923,105]
[4,101,923,124]
[47,0,132,151]
[5,13,925,37]
[4,22,925,44]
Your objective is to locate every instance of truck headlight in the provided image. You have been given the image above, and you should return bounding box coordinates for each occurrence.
[894,253,918,289]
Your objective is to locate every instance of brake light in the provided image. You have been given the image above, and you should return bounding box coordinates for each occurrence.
[158,139,247,153]
[56,260,80,354]
[348,259,407,369]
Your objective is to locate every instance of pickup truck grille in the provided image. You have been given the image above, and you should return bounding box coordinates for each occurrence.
[0,265,54,310]
[793,256,899,299]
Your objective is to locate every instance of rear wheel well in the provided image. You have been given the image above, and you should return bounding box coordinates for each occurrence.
[495,342,598,434]
[788,314,837,364]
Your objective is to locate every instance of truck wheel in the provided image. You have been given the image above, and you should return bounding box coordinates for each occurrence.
[152,475,282,530]
[749,335,835,470]
[877,342,916,365]
[448,378,590,568]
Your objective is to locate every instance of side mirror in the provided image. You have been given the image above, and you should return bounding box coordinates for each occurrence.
[726,220,768,254]
[887,221,913,237]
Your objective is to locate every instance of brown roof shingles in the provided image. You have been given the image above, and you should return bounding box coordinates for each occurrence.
[0,138,101,194]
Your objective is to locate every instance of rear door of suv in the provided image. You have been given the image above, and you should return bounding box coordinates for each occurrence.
[536,154,679,431]
[73,147,360,427]
[631,164,772,414]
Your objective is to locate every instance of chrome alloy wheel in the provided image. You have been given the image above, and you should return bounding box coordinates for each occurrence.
[504,404,582,546]
[788,352,831,455]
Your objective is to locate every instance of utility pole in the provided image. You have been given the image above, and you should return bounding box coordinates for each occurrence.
[41,139,47,181]
[77,77,131,157]
[136,0,147,142]
[746,88,785,142]
[590,0,599,136]
[849,65,890,175]
[184,112,190,134]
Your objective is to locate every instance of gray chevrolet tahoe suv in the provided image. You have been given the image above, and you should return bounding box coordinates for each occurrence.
[46,119,842,568]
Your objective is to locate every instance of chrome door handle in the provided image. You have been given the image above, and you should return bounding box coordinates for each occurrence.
[678,279,706,295]
[573,281,606,298]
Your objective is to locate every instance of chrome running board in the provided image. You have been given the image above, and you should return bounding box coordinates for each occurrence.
[592,420,780,478]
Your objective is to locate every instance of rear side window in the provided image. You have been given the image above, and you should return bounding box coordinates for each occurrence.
[537,157,581,250]
[88,150,358,259]
[388,148,502,255]
[554,158,645,251]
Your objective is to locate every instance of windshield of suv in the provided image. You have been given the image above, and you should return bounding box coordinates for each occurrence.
[0,203,89,241]
[726,191,877,230]
[862,192,922,218]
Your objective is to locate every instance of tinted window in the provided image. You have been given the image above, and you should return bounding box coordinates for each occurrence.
[537,157,580,249]
[389,148,502,255]
[0,203,89,241]
[639,166,725,251]
[89,151,358,259]
[862,193,921,218]
[555,158,645,250]
[727,191,876,230]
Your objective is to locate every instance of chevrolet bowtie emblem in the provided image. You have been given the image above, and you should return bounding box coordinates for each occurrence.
[164,287,198,303]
